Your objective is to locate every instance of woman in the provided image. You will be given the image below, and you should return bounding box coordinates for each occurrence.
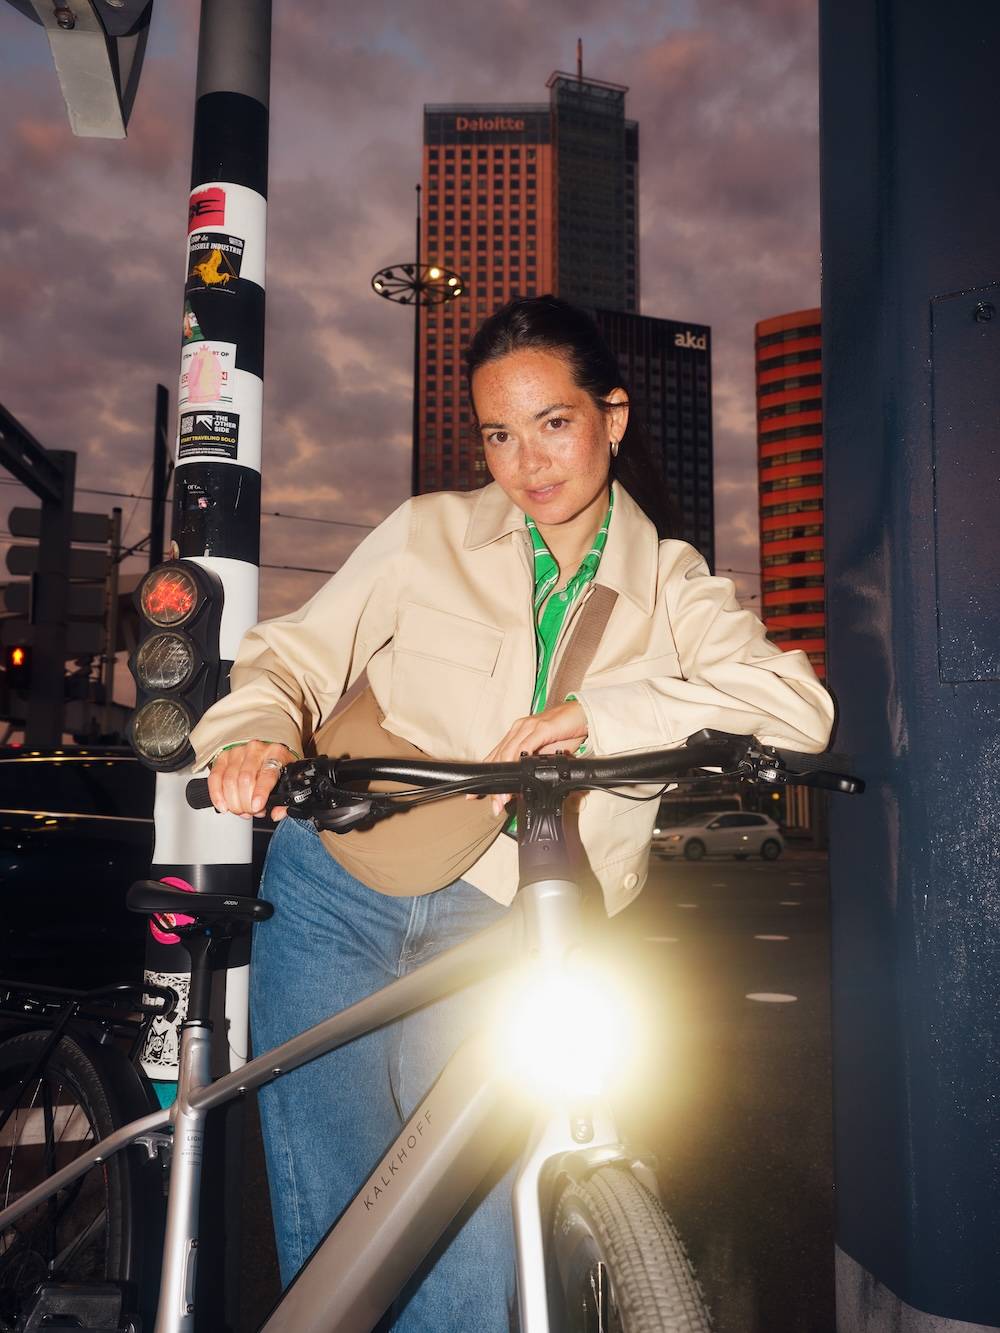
[191,296,834,1329]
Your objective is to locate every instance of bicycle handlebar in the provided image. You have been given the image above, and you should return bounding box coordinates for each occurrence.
[185,730,865,820]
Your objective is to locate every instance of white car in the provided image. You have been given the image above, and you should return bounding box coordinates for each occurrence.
[652,811,784,861]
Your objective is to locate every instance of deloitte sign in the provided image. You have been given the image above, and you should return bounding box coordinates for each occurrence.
[454,115,526,133]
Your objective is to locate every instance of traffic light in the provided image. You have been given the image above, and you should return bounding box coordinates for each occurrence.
[4,644,32,693]
[127,561,224,771]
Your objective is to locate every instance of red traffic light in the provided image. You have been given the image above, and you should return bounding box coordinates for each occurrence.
[4,644,32,690]
[140,566,199,627]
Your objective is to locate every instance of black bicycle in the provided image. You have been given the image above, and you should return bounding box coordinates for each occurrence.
[0,980,174,1333]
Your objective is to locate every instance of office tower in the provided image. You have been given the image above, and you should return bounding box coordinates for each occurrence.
[548,72,639,312]
[755,308,825,678]
[596,309,714,565]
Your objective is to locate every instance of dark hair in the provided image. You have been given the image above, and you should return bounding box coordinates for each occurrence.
[465,295,677,539]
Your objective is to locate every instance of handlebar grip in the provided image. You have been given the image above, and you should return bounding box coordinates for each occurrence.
[771,746,855,775]
[185,778,214,810]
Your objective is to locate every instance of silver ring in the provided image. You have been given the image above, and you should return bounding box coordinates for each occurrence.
[261,757,283,772]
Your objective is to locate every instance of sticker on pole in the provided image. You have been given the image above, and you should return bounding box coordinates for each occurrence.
[188,185,226,232]
[187,181,265,287]
[182,300,205,344]
[179,410,240,461]
[186,231,244,295]
[180,341,236,408]
[141,970,191,1081]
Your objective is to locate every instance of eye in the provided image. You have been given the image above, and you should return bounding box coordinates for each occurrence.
[546,416,567,430]
[487,430,509,445]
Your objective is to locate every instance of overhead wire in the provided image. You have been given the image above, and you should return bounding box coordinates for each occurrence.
[0,476,376,532]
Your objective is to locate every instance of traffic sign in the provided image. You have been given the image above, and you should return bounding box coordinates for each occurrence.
[6,546,110,581]
[1,618,105,656]
[8,506,112,545]
[3,580,106,620]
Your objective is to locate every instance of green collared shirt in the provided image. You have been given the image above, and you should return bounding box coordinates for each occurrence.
[526,488,614,713]
[505,492,613,837]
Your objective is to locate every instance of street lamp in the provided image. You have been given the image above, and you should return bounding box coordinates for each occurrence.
[372,184,466,496]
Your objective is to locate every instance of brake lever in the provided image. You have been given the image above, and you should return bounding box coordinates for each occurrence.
[741,746,865,795]
[275,761,398,833]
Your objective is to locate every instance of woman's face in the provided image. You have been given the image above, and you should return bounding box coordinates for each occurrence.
[471,348,628,527]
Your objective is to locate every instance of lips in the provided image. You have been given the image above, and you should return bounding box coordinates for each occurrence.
[525,482,563,502]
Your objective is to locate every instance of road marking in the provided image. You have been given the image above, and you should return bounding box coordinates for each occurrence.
[789,880,806,887]
[754,934,790,941]
[779,900,801,906]
[711,882,728,888]
[645,936,679,943]
[675,902,699,909]
[745,992,798,1003]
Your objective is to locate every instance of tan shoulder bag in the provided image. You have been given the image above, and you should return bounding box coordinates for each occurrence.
[310,585,619,896]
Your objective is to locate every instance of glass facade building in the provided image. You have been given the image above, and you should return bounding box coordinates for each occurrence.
[755,308,825,679]
[596,309,714,568]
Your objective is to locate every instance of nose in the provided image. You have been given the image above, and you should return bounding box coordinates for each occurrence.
[519,434,552,477]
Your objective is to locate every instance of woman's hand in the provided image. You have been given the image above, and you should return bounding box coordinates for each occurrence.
[478,700,588,816]
[207,740,297,821]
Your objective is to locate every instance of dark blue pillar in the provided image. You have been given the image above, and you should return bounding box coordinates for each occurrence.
[821,2,1000,1328]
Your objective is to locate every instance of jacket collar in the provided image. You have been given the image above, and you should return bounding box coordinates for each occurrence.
[464,480,658,616]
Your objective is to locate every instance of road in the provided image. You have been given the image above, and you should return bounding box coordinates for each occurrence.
[601,849,834,1333]
[238,849,834,1332]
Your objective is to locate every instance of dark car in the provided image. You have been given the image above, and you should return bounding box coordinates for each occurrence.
[0,746,273,989]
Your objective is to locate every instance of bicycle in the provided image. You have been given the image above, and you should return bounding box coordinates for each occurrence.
[0,729,863,1333]
[0,980,176,1332]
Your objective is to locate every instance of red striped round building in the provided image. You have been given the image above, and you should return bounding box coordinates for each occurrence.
[755,308,825,681]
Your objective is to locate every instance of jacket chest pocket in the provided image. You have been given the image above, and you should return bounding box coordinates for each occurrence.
[393,603,504,674]
[385,603,505,754]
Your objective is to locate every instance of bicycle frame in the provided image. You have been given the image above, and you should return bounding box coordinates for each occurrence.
[0,868,639,1333]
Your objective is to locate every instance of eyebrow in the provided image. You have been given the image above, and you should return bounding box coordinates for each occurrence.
[478,403,575,431]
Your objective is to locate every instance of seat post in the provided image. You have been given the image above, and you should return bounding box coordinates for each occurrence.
[182,932,216,1028]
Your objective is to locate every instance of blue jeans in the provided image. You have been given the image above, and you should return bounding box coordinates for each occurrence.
[251,815,518,1331]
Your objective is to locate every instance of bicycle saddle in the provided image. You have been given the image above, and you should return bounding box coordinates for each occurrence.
[127,880,274,923]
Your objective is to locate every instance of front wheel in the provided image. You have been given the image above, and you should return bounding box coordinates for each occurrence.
[683,840,706,862]
[549,1165,712,1332]
[760,840,782,861]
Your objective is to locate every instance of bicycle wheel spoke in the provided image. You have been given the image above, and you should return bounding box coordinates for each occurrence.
[49,1203,108,1274]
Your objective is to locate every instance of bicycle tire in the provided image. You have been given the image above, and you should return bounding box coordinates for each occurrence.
[549,1164,712,1333]
[0,1030,156,1331]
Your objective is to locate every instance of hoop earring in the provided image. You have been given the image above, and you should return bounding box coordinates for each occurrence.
[610,439,620,458]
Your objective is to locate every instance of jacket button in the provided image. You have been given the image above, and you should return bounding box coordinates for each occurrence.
[623,872,639,890]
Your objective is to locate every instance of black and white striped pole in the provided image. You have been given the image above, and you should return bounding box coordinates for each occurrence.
[128,0,271,1103]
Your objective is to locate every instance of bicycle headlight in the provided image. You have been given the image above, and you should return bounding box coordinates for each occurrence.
[498,959,638,1101]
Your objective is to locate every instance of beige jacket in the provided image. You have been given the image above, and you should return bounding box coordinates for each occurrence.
[190,481,834,915]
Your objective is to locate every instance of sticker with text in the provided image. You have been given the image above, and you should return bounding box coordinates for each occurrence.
[186,231,244,295]
[179,340,236,408]
[179,410,239,460]
[188,186,225,232]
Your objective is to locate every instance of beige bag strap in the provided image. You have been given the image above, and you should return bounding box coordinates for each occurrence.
[548,583,619,706]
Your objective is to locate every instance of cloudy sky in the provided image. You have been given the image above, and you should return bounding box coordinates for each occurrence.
[1,0,820,647]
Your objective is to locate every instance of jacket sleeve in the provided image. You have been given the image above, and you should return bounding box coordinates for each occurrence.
[575,544,834,757]
[187,499,411,771]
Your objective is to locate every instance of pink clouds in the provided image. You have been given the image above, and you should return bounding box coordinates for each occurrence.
[1,0,821,627]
